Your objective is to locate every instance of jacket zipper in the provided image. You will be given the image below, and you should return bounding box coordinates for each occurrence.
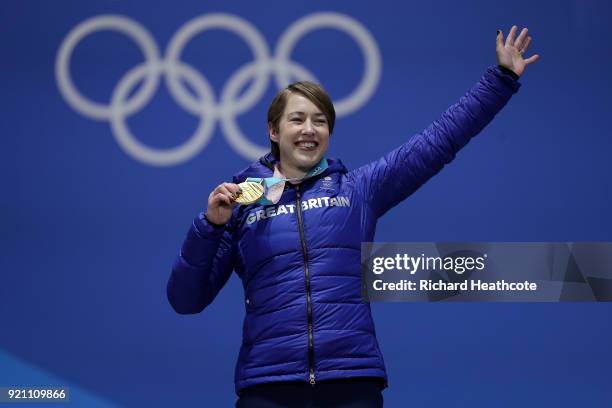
[295,184,316,385]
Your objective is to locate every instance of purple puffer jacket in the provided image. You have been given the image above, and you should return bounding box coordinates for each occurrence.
[167,66,520,394]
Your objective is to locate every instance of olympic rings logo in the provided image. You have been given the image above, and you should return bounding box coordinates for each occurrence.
[55,13,382,166]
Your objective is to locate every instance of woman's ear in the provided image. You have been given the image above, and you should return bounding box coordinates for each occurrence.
[268,122,279,143]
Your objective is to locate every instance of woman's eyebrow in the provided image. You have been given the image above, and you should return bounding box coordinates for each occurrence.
[287,111,325,117]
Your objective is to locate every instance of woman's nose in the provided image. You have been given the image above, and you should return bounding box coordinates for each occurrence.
[301,119,314,134]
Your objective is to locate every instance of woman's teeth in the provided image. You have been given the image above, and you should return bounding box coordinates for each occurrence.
[297,142,316,148]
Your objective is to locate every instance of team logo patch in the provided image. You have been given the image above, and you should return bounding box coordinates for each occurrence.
[321,176,335,192]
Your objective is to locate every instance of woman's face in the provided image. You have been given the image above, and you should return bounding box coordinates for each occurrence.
[269,93,330,174]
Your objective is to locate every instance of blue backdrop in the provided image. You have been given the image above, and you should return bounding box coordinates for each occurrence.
[2,0,611,406]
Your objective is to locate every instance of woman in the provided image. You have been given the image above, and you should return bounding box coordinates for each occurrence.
[167,26,539,407]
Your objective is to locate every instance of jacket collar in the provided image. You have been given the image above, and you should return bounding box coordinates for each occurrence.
[232,152,347,183]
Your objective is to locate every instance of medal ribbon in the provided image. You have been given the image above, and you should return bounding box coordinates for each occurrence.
[244,158,328,205]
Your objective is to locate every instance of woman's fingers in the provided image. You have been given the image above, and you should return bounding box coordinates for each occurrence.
[206,182,242,225]
[496,29,504,49]
[217,185,235,200]
[214,183,241,200]
[524,54,540,65]
[521,36,532,53]
[497,25,539,75]
[505,25,518,48]
[215,192,233,206]
[209,190,228,205]
[208,183,242,208]
[222,182,241,196]
[514,27,529,50]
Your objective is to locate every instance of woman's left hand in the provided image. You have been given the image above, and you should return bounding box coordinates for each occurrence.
[496,25,540,77]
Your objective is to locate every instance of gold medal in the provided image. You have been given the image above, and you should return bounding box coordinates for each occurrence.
[235,181,264,205]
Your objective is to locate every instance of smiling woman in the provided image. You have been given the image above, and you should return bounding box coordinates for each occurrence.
[266,82,335,179]
[269,92,330,179]
[167,25,539,408]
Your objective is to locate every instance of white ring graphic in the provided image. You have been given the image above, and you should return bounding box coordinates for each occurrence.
[55,15,162,120]
[275,12,382,116]
[56,12,382,166]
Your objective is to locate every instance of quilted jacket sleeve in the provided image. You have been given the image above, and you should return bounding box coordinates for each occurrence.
[167,212,236,314]
[350,66,521,218]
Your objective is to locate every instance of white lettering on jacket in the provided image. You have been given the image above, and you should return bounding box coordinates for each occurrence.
[245,196,351,225]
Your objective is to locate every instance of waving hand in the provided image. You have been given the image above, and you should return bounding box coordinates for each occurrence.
[496,25,540,77]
